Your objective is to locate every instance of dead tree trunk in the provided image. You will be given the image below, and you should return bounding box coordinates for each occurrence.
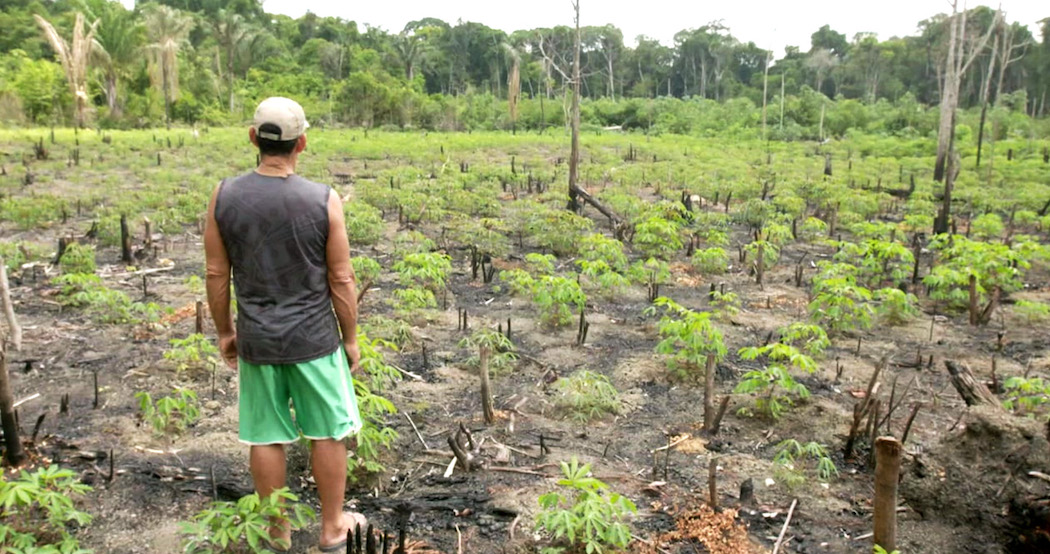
[0,339,28,467]
[120,214,133,263]
[0,260,21,351]
[703,353,717,432]
[479,346,495,424]
[565,1,582,213]
[944,360,1001,407]
[975,31,1000,169]
[873,437,902,552]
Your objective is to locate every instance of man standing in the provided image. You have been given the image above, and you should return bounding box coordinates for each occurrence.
[204,97,366,552]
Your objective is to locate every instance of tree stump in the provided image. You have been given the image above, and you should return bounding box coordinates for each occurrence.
[874,437,902,552]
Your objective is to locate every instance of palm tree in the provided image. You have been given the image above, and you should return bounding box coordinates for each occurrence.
[34,12,100,127]
[83,0,144,117]
[212,10,250,113]
[142,4,194,124]
[502,43,521,133]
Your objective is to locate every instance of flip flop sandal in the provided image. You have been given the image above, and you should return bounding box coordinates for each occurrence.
[318,512,369,552]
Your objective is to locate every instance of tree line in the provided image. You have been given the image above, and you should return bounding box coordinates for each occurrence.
[0,0,1047,135]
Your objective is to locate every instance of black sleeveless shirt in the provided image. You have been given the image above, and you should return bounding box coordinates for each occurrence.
[214,171,341,364]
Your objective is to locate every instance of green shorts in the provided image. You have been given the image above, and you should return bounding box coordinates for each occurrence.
[238,348,363,445]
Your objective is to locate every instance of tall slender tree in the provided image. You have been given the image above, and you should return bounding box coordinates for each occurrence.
[84,0,143,117]
[213,10,251,113]
[567,0,582,212]
[504,43,521,134]
[143,4,194,125]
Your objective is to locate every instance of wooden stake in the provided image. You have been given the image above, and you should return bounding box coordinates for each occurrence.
[0,259,22,351]
[120,214,132,263]
[772,498,798,554]
[703,353,717,432]
[901,403,922,445]
[93,370,100,409]
[195,300,204,334]
[709,396,730,436]
[873,437,902,552]
[0,339,28,466]
[708,458,719,510]
[479,347,494,424]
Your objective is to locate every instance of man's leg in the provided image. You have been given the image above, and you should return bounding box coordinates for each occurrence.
[250,444,290,545]
[312,438,353,546]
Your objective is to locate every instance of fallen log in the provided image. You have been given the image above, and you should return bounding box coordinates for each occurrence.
[944,360,1001,408]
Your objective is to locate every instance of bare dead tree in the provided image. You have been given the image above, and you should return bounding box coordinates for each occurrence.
[566,0,582,214]
[933,4,999,234]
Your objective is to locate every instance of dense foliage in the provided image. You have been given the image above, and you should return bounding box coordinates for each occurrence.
[0,0,1047,137]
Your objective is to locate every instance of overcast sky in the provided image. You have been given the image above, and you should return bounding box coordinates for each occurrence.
[130,0,1047,55]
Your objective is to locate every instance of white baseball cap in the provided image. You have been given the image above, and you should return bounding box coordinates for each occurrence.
[253,97,309,141]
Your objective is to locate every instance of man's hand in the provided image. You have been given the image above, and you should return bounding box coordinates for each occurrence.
[344,341,361,375]
[219,334,238,369]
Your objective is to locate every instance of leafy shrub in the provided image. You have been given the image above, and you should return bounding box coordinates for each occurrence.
[54,273,163,324]
[627,258,671,286]
[646,297,727,382]
[777,322,831,357]
[578,233,628,273]
[458,328,518,375]
[525,253,558,275]
[0,466,92,553]
[692,247,728,274]
[345,201,385,245]
[799,217,828,241]
[59,242,97,275]
[390,287,437,315]
[351,256,382,289]
[1001,376,1049,416]
[923,235,1029,313]
[709,290,741,320]
[136,388,201,437]
[393,252,452,292]
[773,439,839,483]
[392,230,436,256]
[349,329,400,479]
[834,239,914,287]
[971,212,1004,240]
[164,334,220,374]
[1013,300,1050,324]
[875,288,920,325]
[552,370,621,422]
[361,315,416,349]
[809,274,874,335]
[527,206,593,256]
[734,343,815,419]
[577,259,631,298]
[179,488,316,553]
[536,458,636,554]
[531,276,586,327]
[633,216,683,260]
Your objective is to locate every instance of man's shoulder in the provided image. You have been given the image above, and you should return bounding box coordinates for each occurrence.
[289,174,330,190]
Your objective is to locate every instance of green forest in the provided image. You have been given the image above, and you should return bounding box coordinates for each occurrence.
[1,0,1048,138]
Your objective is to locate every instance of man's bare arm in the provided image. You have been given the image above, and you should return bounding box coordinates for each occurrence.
[204,182,237,368]
[326,190,360,366]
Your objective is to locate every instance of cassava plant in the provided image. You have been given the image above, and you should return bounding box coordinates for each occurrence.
[536,458,636,554]
[459,328,515,424]
[734,343,816,420]
[646,297,727,431]
[552,370,622,422]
